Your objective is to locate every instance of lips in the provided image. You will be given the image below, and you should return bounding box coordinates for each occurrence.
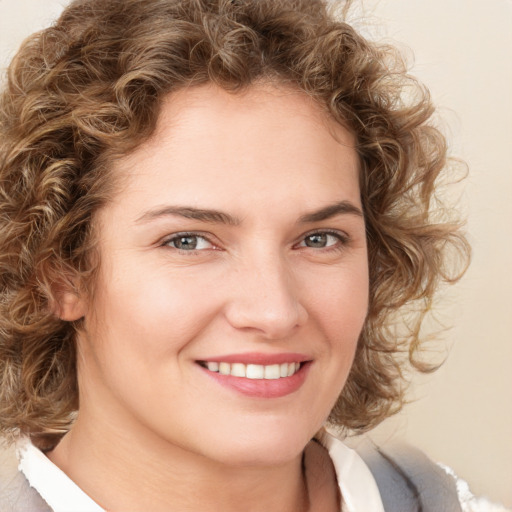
[196,353,312,398]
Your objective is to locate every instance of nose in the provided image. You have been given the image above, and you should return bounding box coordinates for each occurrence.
[223,252,308,340]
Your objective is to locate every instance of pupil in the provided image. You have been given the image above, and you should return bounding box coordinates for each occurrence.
[306,234,327,248]
[176,236,197,250]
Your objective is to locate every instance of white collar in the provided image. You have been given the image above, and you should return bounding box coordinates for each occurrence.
[16,436,104,512]
[17,433,384,512]
[320,432,385,512]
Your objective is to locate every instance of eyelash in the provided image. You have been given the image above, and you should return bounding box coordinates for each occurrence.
[161,232,217,253]
[296,230,350,252]
[161,230,350,254]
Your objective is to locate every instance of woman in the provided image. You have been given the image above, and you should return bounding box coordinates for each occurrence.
[0,0,471,510]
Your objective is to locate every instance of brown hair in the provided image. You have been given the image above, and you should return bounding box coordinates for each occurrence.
[0,0,469,446]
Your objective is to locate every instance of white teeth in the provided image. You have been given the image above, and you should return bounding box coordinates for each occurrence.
[264,364,280,379]
[246,364,264,379]
[207,362,219,372]
[203,361,303,379]
[219,362,231,375]
[231,363,246,377]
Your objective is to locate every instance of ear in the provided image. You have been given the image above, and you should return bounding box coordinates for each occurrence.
[49,275,88,321]
[54,290,88,321]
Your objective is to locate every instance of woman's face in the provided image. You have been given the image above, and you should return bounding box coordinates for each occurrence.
[75,83,368,466]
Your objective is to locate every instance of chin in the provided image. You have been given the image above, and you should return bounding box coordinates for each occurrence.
[203,421,315,467]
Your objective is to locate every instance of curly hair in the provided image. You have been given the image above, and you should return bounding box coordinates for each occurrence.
[0,0,469,447]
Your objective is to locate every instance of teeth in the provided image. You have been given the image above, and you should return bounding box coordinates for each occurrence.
[246,364,264,379]
[219,362,231,375]
[207,362,219,372]
[203,361,302,379]
[231,363,246,377]
[264,364,280,379]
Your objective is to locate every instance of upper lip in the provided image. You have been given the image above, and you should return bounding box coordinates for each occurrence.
[197,352,311,365]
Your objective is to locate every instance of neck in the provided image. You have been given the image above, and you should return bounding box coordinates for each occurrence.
[48,412,312,512]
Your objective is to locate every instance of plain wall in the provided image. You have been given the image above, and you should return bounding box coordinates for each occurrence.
[1,0,511,507]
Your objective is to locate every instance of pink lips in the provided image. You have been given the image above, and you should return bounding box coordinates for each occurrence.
[196,352,312,399]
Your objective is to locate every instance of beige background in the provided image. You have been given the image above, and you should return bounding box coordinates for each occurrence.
[355,1,512,508]
[1,0,511,507]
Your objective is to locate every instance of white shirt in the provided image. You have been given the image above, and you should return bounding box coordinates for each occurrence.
[16,433,385,512]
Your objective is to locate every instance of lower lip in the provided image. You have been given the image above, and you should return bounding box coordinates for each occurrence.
[197,362,312,399]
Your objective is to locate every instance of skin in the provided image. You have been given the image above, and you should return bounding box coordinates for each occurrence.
[50,83,369,511]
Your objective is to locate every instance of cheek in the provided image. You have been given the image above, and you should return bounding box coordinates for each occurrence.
[307,261,369,332]
[78,270,215,406]
[93,263,216,342]
[308,261,369,379]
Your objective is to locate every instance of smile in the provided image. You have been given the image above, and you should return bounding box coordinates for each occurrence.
[198,361,302,379]
[196,355,312,399]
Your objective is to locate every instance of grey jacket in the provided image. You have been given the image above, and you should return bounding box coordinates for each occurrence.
[359,440,462,512]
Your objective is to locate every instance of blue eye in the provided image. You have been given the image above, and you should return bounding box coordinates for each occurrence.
[164,234,213,251]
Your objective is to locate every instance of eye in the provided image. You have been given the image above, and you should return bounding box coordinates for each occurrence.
[163,233,214,251]
[297,231,348,249]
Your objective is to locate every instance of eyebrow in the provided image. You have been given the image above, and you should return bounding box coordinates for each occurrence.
[298,200,364,223]
[135,200,363,226]
[135,206,241,225]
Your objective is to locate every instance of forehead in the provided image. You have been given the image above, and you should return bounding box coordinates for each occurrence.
[148,82,357,158]
[106,82,360,218]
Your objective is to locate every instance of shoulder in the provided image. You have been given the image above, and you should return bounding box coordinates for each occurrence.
[0,438,52,512]
[354,437,463,512]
